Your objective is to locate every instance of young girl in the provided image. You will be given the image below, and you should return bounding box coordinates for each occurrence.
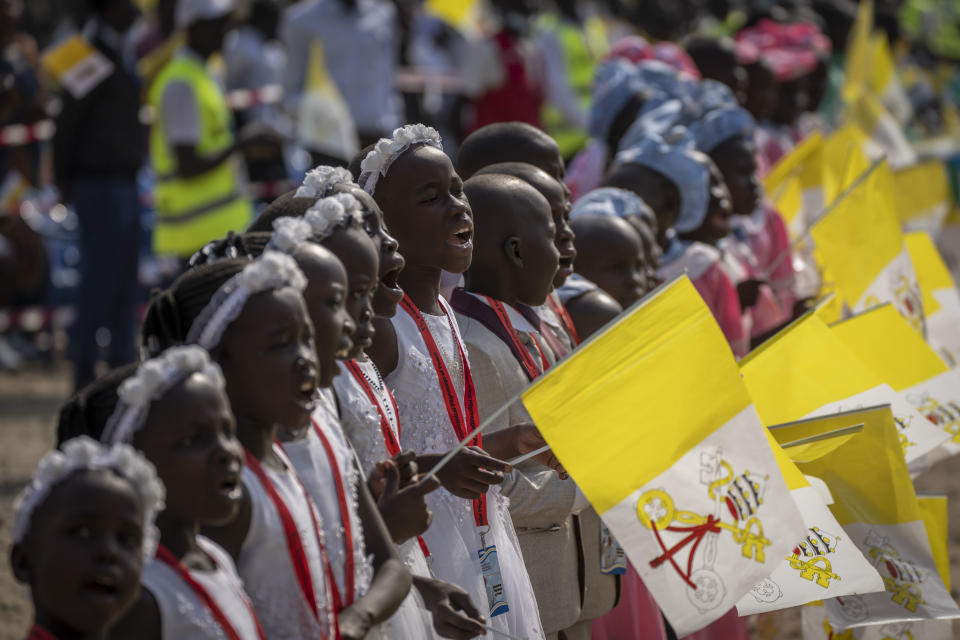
[11,437,165,640]
[265,198,421,638]
[359,124,547,640]
[140,253,341,639]
[318,192,490,640]
[98,346,266,640]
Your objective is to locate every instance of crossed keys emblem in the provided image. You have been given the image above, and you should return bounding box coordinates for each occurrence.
[908,392,960,442]
[865,531,926,613]
[636,450,770,612]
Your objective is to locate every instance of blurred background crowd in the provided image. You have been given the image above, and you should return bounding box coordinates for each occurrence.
[1,0,958,391]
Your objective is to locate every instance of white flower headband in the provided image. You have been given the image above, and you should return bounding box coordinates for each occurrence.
[358,124,443,195]
[185,251,308,351]
[303,192,364,241]
[267,216,314,254]
[101,346,225,445]
[295,165,354,199]
[13,436,166,561]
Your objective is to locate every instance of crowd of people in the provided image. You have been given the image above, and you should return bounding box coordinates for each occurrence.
[6,0,960,638]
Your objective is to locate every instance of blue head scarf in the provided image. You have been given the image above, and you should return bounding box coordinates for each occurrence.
[570,186,656,231]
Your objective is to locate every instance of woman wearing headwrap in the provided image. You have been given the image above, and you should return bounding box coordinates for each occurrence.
[690,104,795,338]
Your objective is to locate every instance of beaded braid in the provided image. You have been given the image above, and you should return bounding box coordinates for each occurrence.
[139,259,249,358]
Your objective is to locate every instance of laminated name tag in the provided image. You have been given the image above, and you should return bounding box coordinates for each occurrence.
[477,544,510,617]
[600,522,627,575]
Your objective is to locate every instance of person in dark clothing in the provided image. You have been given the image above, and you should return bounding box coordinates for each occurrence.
[53,0,143,391]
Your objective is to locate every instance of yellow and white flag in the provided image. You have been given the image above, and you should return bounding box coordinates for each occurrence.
[521,276,804,636]
[811,161,926,333]
[904,231,960,368]
[791,405,959,628]
[740,313,947,464]
[800,493,955,639]
[764,132,824,240]
[895,165,952,236]
[41,34,114,100]
[830,304,960,457]
[736,424,883,615]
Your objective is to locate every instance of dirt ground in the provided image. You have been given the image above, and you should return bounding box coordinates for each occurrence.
[1,364,959,640]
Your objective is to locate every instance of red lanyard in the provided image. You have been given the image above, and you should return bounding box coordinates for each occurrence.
[547,292,580,345]
[485,297,546,380]
[342,359,433,558]
[399,294,487,527]
[243,447,338,635]
[155,544,267,640]
[344,360,402,457]
[311,418,357,608]
[26,626,56,640]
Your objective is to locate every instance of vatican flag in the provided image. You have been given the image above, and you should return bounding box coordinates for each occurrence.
[740,312,948,464]
[735,424,883,616]
[790,406,960,628]
[829,304,960,455]
[895,165,952,236]
[904,231,960,368]
[521,276,804,636]
[810,160,925,333]
[764,132,824,239]
[800,492,955,639]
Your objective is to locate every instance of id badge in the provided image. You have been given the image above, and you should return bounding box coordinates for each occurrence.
[600,522,627,575]
[477,544,510,617]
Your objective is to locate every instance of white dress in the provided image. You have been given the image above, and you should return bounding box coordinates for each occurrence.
[141,536,263,639]
[333,357,442,640]
[239,444,337,639]
[386,297,546,640]
[283,390,373,611]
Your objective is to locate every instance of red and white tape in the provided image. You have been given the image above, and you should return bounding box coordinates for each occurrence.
[0,120,55,147]
[226,83,284,110]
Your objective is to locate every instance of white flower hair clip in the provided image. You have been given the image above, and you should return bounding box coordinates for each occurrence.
[358,123,442,195]
[295,165,354,199]
[268,216,314,254]
[186,251,308,351]
[13,436,166,561]
[101,346,225,445]
[304,192,364,240]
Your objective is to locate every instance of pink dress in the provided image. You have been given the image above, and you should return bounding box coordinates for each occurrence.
[747,204,797,314]
[681,609,749,640]
[659,240,749,358]
[591,562,667,640]
[564,139,606,203]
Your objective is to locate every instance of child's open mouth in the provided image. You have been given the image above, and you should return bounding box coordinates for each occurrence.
[296,372,319,410]
[380,264,403,296]
[448,224,473,249]
[216,470,242,500]
[83,573,121,601]
[557,255,575,274]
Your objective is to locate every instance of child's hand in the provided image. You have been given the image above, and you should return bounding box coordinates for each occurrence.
[433,446,511,500]
[736,278,766,308]
[415,576,486,639]
[513,423,567,478]
[376,459,442,543]
[337,606,376,640]
[367,450,420,499]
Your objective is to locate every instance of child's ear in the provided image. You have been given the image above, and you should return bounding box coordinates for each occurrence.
[10,543,32,584]
[503,236,523,268]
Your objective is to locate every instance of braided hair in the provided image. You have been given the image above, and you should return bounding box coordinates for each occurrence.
[139,259,249,358]
[56,363,138,445]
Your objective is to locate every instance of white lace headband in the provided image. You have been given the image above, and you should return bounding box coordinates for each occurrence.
[358,124,443,195]
[13,436,166,560]
[295,165,354,199]
[267,193,365,256]
[185,251,308,351]
[101,346,225,445]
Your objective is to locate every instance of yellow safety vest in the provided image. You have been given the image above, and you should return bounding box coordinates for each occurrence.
[148,53,252,258]
[538,14,605,158]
